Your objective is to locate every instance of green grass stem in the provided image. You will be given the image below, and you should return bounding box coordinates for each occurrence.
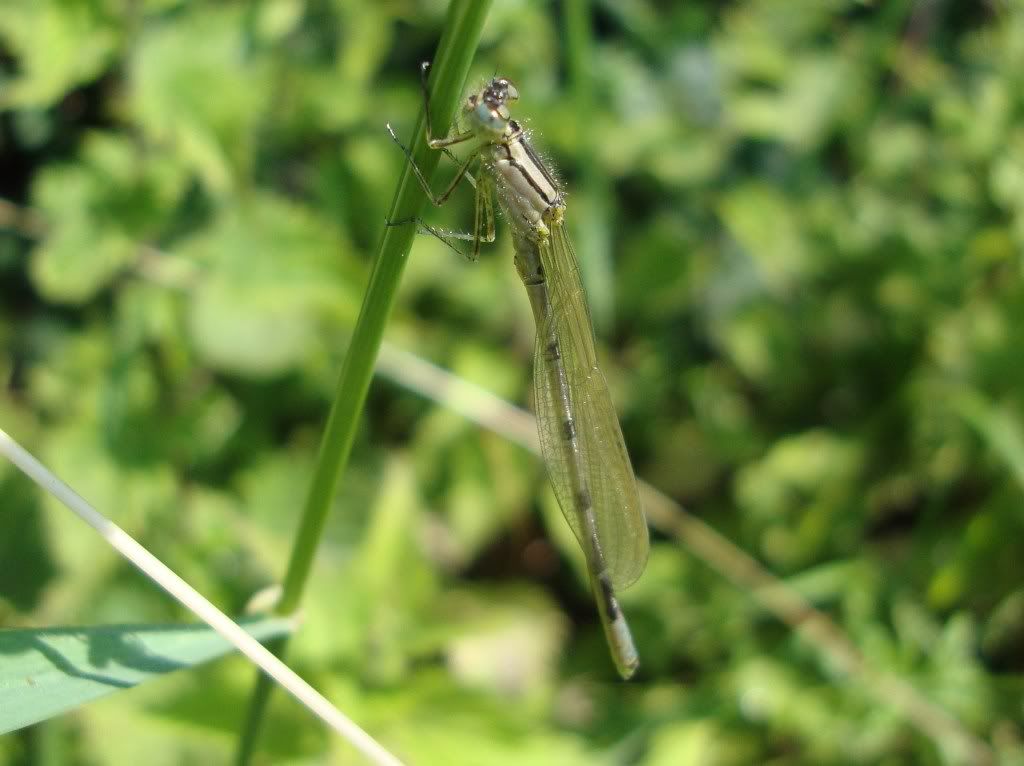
[233,2,492,763]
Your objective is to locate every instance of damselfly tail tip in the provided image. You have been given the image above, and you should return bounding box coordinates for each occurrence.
[618,656,639,681]
[605,610,640,680]
[613,641,640,681]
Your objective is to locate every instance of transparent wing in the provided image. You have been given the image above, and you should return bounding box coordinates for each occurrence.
[532,223,649,590]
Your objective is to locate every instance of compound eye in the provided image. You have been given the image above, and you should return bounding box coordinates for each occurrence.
[504,81,519,101]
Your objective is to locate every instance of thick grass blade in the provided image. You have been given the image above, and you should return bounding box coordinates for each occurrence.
[234,2,493,763]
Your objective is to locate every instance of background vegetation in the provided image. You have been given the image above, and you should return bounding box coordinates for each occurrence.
[2,0,1024,763]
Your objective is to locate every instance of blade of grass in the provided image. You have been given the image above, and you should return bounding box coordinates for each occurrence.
[234,2,493,763]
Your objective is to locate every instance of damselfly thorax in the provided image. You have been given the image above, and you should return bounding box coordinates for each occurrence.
[487,119,565,239]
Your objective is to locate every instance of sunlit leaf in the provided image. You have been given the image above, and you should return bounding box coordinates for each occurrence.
[0,0,120,108]
[0,618,293,735]
[180,193,356,376]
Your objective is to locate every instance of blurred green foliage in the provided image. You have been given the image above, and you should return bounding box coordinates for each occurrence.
[2,0,1024,764]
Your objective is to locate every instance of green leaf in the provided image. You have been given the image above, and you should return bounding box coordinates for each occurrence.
[0,617,293,734]
[180,193,356,376]
[29,219,136,304]
[717,183,814,295]
[734,429,862,569]
[955,389,1024,494]
[729,54,849,149]
[129,6,271,194]
[0,0,120,109]
[29,132,188,303]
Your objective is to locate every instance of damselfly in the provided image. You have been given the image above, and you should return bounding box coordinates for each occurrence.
[388,63,649,679]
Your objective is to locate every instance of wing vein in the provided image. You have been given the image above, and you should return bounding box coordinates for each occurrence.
[532,224,649,589]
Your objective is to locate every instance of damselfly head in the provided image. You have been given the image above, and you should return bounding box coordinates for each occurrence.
[466,76,519,136]
[485,77,519,105]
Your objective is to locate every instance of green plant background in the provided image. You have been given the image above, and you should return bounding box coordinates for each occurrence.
[2,0,1024,764]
